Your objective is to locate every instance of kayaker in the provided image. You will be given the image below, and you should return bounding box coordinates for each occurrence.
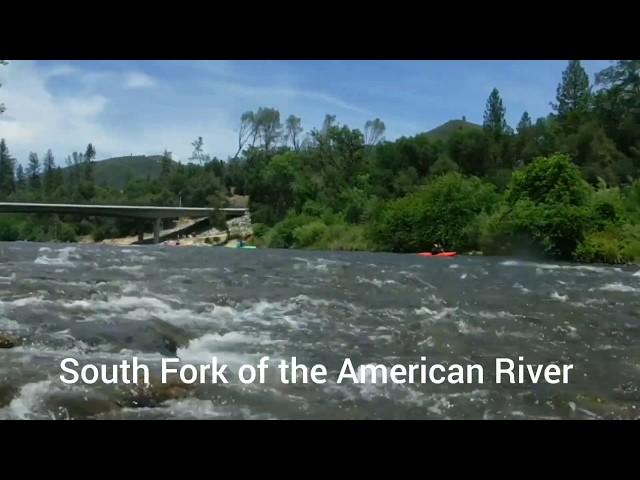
[431,243,444,255]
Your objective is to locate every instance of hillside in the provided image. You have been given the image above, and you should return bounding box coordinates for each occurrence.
[424,119,482,139]
[67,155,172,190]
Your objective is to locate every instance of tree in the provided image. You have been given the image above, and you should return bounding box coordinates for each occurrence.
[369,173,497,252]
[321,114,336,136]
[235,111,256,158]
[16,164,25,190]
[553,60,591,117]
[253,107,282,152]
[160,150,173,178]
[517,112,532,133]
[42,150,57,198]
[0,139,15,198]
[364,118,386,146]
[189,137,210,164]
[0,60,7,115]
[284,115,303,151]
[485,154,593,259]
[596,60,640,96]
[27,152,41,190]
[84,143,96,182]
[483,88,508,138]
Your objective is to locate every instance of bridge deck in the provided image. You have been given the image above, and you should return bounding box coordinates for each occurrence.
[0,202,248,219]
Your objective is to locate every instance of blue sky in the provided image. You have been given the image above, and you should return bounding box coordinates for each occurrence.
[0,60,613,165]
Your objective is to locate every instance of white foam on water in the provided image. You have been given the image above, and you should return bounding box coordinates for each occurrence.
[501,260,612,274]
[633,270,640,277]
[433,307,458,321]
[177,331,273,368]
[106,265,144,272]
[449,264,460,269]
[355,276,398,288]
[151,398,224,419]
[0,317,22,331]
[600,282,639,293]
[585,298,608,305]
[513,283,531,293]
[460,273,468,280]
[0,272,16,283]
[34,246,78,267]
[456,320,484,335]
[10,296,46,307]
[551,291,568,302]
[477,310,522,320]
[1,380,52,420]
[415,306,437,315]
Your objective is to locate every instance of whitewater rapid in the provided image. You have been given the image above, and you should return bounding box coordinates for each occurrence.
[0,243,639,419]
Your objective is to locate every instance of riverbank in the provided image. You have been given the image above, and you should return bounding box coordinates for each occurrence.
[79,213,255,247]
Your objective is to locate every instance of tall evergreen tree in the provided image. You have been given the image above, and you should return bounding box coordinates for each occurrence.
[517,111,532,132]
[553,60,591,116]
[27,152,41,190]
[84,143,96,182]
[483,88,508,138]
[0,60,7,115]
[0,139,16,197]
[160,150,173,178]
[42,149,56,198]
[16,164,26,190]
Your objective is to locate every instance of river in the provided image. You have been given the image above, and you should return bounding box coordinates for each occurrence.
[1,242,639,419]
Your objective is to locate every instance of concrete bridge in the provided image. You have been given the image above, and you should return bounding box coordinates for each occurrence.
[0,202,249,243]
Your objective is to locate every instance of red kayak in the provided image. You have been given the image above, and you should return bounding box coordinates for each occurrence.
[418,252,457,257]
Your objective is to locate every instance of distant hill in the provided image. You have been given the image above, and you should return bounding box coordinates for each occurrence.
[424,119,482,140]
[66,155,174,190]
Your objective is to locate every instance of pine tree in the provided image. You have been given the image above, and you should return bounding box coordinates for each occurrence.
[42,149,56,198]
[84,143,96,182]
[0,60,7,115]
[553,60,591,116]
[161,150,172,179]
[16,164,26,190]
[27,152,41,190]
[483,88,508,138]
[517,111,532,132]
[0,139,16,198]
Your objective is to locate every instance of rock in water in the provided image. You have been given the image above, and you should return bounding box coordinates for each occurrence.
[0,333,18,349]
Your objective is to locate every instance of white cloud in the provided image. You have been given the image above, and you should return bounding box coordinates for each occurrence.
[0,61,118,163]
[124,72,157,89]
[0,60,381,166]
[208,80,370,115]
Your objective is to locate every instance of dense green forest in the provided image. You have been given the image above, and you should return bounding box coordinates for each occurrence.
[1,60,640,263]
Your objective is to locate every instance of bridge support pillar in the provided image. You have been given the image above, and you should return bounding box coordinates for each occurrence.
[138,224,144,243]
[153,218,161,244]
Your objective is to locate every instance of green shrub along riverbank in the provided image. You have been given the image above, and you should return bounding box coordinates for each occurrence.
[1,60,639,263]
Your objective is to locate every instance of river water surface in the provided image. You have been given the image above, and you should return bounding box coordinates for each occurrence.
[1,242,639,419]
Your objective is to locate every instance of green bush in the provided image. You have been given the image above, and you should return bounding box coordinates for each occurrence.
[92,223,118,242]
[506,153,591,206]
[0,217,20,241]
[574,230,627,264]
[483,154,594,259]
[293,221,329,248]
[57,223,77,243]
[324,224,371,251]
[620,223,640,261]
[266,214,314,249]
[252,223,269,238]
[369,172,497,252]
[19,222,47,242]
